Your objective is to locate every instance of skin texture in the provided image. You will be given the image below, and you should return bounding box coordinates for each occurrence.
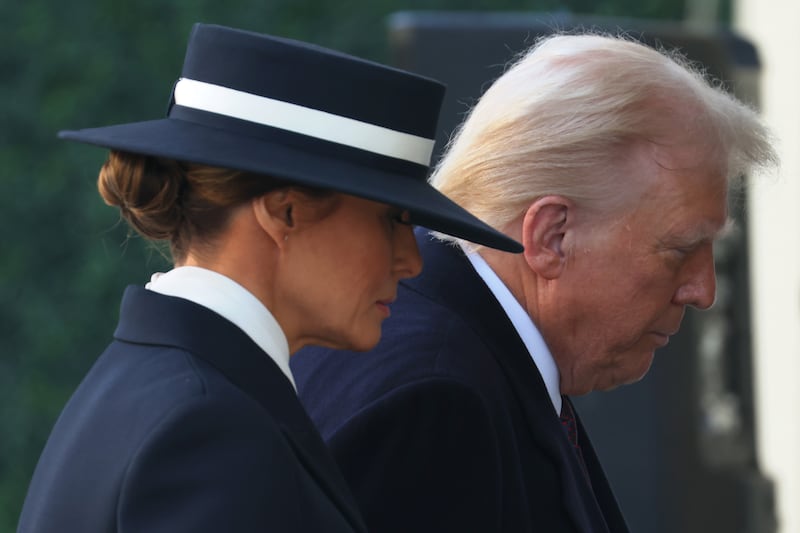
[184,190,422,355]
[484,139,729,395]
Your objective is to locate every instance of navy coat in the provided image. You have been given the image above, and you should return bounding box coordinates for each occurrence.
[18,286,366,533]
[292,231,630,533]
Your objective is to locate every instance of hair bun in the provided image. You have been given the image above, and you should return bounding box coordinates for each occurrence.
[98,151,186,241]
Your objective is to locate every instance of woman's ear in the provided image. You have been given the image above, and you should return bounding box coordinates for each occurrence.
[252,190,294,248]
[521,195,572,279]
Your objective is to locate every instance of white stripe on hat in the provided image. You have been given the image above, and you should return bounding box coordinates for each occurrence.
[173,78,435,166]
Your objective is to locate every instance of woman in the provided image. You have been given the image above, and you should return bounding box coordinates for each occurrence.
[17,24,521,533]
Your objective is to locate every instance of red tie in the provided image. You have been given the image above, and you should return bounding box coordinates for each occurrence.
[560,396,590,481]
[559,397,579,448]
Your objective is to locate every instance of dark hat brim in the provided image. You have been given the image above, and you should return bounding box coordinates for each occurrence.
[60,117,523,253]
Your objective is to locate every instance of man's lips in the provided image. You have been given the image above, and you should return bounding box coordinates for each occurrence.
[652,333,670,346]
[652,327,680,347]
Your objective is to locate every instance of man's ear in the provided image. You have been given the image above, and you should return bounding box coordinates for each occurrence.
[252,190,294,249]
[522,196,572,279]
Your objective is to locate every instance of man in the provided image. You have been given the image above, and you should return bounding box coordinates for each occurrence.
[291,33,776,533]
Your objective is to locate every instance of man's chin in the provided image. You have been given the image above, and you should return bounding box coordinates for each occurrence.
[603,354,656,391]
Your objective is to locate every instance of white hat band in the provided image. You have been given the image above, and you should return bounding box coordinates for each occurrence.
[173,78,436,166]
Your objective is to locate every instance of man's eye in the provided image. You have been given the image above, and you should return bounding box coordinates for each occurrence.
[671,242,704,259]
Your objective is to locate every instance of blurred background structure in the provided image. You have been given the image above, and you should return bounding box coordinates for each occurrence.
[735,2,800,533]
[1,1,796,532]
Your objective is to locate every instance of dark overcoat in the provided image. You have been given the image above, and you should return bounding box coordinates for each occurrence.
[19,286,366,533]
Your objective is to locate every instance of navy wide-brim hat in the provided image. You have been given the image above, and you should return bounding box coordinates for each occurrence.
[59,23,522,253]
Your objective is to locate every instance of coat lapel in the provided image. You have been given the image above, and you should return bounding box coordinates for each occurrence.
[406,231,612,533]
[114,286,367,533]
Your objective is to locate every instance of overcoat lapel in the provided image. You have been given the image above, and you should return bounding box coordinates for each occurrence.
[114,286,367,533]
[405,232,610,533]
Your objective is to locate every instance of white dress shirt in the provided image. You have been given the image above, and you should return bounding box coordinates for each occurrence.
[145,266,295,391]
[465,251,562,415]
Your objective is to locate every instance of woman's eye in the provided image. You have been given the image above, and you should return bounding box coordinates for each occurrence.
[392,210,412,225]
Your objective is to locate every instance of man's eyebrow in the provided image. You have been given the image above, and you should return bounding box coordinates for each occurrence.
[672,217,736,248]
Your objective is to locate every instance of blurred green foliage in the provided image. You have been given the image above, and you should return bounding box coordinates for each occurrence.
[2,0,710,530]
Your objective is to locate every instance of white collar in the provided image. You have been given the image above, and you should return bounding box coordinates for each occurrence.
[145,266,295,391]
[464,250,562,415]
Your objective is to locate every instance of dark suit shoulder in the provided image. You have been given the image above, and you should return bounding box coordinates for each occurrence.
[90,338,264,434]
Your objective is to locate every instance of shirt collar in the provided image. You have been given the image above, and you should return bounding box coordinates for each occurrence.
[145,266,295,391]
[464,250,562,415]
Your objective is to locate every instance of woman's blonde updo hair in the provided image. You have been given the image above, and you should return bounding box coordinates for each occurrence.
[98,150,321,263]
